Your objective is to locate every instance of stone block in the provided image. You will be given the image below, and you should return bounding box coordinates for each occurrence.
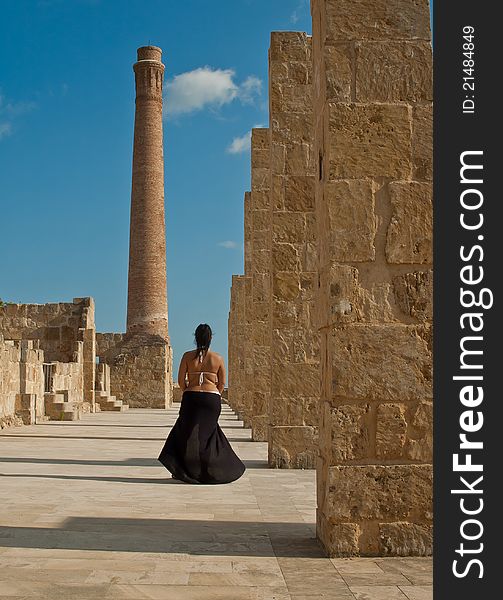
[271,83,312,116]
[331,324,432,401]
[386,182,432,264]
[412,104,433,180]
[327,103,412,179]
[272,244,300,272]
[317,511,361,557]
[284,176,315,211]
[323,402,372,462]
[269,425,318,469]
[325,180,377,262]
[322,0,431,41]
[376,403,407,459]
[273,213,306,243]
[323,44,352,102]
[252,190,270,210]
[273,272,301,301]
[327,464,432,521]
[379,522,432,556]
[393,270,433,321]
[271,363,320,399]
[356,42,432,102]
[270,31,311,62]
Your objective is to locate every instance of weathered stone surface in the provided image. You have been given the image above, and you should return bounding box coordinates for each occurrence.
[322,403,372,462]
[386,182,432,264]
[273,213,306,243]
[327,465,432,521]
[324,44,352,102]
[270,31,311,62]
[393,270,433,321]
[322,0,432,41]
[356,42,433,102]
[269,425,318,469]
[325,180,377,262]
[376,403,407,459]
[412,104,433,181]
[327,103,412,179]
[284,176,315,211]
[379,523,433,557]
[317,511,361,557]
[331,324,432,401]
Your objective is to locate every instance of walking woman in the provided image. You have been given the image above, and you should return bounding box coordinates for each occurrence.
[158,324,245,484]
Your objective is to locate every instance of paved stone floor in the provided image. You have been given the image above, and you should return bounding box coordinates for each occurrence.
[0,405,432,599]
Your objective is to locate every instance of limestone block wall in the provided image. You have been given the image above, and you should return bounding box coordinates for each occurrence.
[97,334,172,408]
[249,128,272,441]
[48,348,85,407]
[242,193,254,427]
[267,32,320,468]
[0,297,96,409]
[0,336,45,428]
[96,333,126,356]
[311,0,433,556]
[227,275,248,419]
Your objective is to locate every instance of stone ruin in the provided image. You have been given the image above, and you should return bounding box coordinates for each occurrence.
[1,0,432,559]
[0,46,173,425]
[228,0,433,556]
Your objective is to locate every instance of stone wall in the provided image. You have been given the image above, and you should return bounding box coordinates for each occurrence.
[0,336,45,428]
[97,334,172,408]
[311,0,433,556]
[0,297,96,410]
[96,333,126,357]
[227,275,248,419]
[267,32,320,468]
[249,128,272,441]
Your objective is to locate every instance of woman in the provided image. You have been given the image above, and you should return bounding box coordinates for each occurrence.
[158,323,246,484]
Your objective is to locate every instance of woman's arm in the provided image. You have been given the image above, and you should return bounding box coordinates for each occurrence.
[217,358,226,395]
[177,353,188,389]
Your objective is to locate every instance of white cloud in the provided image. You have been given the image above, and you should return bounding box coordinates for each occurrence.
[0,122,12,140]
[227,130,252,154]
[164,67,262,118]
[239,76,262,104]
[218,241,238,249]
[0,91,36,141]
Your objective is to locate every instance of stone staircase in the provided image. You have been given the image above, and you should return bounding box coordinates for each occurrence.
[95,390,129,412]
[44,392,81,421]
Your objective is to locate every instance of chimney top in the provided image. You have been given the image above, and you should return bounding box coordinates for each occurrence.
[137,46,162,62]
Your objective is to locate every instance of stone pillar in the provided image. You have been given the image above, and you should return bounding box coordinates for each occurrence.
[127,46,169,340]
[227,275,247,418]
[312,0,433,556]
[268,32,320,468]
[249,128,271,441]
[242,193,254,427]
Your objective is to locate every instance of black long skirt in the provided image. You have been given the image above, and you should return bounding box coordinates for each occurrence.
[158,390,246,484]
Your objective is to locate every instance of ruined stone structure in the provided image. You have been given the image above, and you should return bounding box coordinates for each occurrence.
[0,336,44,428]
[97,46,173,408]
[228,0,432,555]
[0,297,96,423]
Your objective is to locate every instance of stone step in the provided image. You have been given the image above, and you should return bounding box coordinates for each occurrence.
[98,395,129,412]
[45,402,79,421]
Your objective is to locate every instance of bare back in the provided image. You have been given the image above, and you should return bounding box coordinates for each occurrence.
[178,350,226,394]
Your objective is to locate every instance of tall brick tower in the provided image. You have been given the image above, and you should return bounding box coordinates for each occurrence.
[97,46,172,410]
[126,46,169,340]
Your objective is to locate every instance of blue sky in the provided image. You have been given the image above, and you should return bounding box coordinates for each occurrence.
[0,0,313,368]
